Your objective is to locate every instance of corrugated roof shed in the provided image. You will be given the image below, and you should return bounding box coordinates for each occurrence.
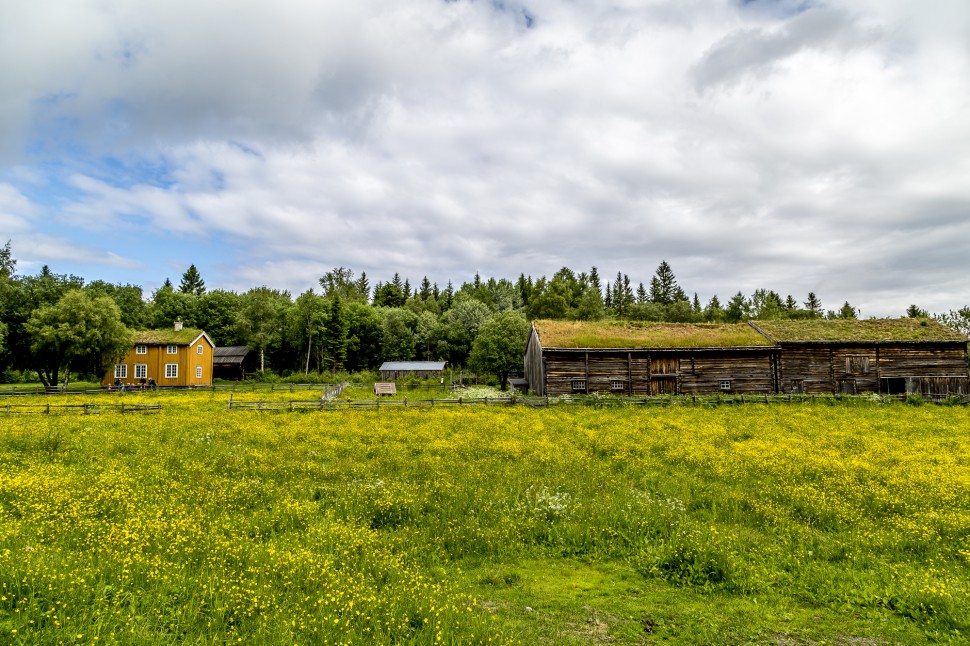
[379,361,448,371]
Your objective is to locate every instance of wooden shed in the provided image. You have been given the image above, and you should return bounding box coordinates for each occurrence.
[752,319,970,396]
[213,346,258,381]
[379,361,448,380]
[524,320,779,396]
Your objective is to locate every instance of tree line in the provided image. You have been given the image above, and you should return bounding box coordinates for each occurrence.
[1,241,967,389]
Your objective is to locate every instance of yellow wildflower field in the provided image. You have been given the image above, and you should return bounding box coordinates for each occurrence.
[0,392,968,643]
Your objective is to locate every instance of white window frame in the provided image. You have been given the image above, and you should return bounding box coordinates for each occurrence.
[571,379,587,393]
[114,364,127,379]
[166,344,178,355]
[134,364,148,379]
[196,365,203,379]
[197,344,204,355]
[135,344,147,355]
[719,379,731,391]
[165,363,178,379]
[610,379,625,391]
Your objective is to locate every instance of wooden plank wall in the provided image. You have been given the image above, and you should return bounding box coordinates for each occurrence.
[778,343,969,394]
[679,353,775,394]
[531,341,968,397]
[541,349,777,396]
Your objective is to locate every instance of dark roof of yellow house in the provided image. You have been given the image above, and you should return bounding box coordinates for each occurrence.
[752,318,967,343]
[132,328,212,345]
[532,320,774,349]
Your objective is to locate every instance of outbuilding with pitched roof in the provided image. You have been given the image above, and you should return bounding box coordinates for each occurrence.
[524,318,969,397]
[524,320,779,396]
[752,318,969,396]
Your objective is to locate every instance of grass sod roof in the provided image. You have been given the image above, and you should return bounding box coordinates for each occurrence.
[132,328,208,345]
[752,318,968,343]
[532,320,774,349]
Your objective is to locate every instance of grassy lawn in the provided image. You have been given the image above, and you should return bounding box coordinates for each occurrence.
[0,394,968,643]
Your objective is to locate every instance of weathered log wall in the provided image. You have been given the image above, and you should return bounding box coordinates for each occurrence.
[777,343,969,394]
[538,348,777,396]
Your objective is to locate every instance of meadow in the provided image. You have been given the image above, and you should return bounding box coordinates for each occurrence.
[1,390,969,644]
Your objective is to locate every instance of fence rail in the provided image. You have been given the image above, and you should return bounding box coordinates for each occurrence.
[227,391,970,412]
[0,383,343,397]
[0,402,162,415]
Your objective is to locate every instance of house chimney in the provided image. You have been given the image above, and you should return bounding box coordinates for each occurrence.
[174,319,183,332]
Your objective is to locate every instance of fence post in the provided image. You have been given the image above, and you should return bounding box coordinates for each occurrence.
[45,403,50,414]
[121,402,125,414]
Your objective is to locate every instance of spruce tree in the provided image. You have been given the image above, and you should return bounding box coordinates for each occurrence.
[179,264,206,296]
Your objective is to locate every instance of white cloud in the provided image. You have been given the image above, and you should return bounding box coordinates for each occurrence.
[1,0,969,315]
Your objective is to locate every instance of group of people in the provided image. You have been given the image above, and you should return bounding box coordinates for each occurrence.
[109,378,156,392]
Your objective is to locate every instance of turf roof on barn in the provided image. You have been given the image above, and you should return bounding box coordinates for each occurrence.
[752,318,968,343]
[132,328,209,345]
[532,320,774,349]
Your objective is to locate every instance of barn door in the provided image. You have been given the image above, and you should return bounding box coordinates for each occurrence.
[650,358,678,375]
[651,377,677,395]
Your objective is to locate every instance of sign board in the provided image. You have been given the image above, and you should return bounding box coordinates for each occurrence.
[374,382,397,396]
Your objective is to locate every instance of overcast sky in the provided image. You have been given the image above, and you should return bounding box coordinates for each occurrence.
[2,0,969,316]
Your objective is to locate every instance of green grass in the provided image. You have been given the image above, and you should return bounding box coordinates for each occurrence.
[0,394,968,643]
[534,320,774,348]
[753,317,967,342]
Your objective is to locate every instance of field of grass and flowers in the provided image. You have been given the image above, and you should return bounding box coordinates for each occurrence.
[1,391,969,644]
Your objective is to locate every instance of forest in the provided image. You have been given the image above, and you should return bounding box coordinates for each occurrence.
[1,241,968,387]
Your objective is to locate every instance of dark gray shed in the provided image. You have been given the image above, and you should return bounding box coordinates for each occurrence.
[213,346,257,380]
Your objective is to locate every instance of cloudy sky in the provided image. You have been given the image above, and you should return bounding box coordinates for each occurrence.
[2,0,968,316]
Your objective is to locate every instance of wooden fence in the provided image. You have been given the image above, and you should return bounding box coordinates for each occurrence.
[227,391,970,412]
[0,402,162,415]
[0,383,341,397]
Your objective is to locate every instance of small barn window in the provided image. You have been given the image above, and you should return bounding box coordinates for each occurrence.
[134,364,147,379]
[610,380,626,391]
[114,364,127,379]
[571,380,587,393]
[197,344,204,355]
[719,379,731,391]
[846,356,869,374]
[165,363,178,379]
[135,344,147,355]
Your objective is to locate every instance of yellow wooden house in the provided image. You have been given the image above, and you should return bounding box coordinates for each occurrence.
[104,322,215,388]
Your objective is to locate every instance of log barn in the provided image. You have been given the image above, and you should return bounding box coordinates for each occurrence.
[524,318,969,397]
[752,319,970,396]
[524,320,779,396]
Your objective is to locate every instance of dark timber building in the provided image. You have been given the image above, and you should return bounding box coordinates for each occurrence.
[752,319,969,396]
[524,319,969,397]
